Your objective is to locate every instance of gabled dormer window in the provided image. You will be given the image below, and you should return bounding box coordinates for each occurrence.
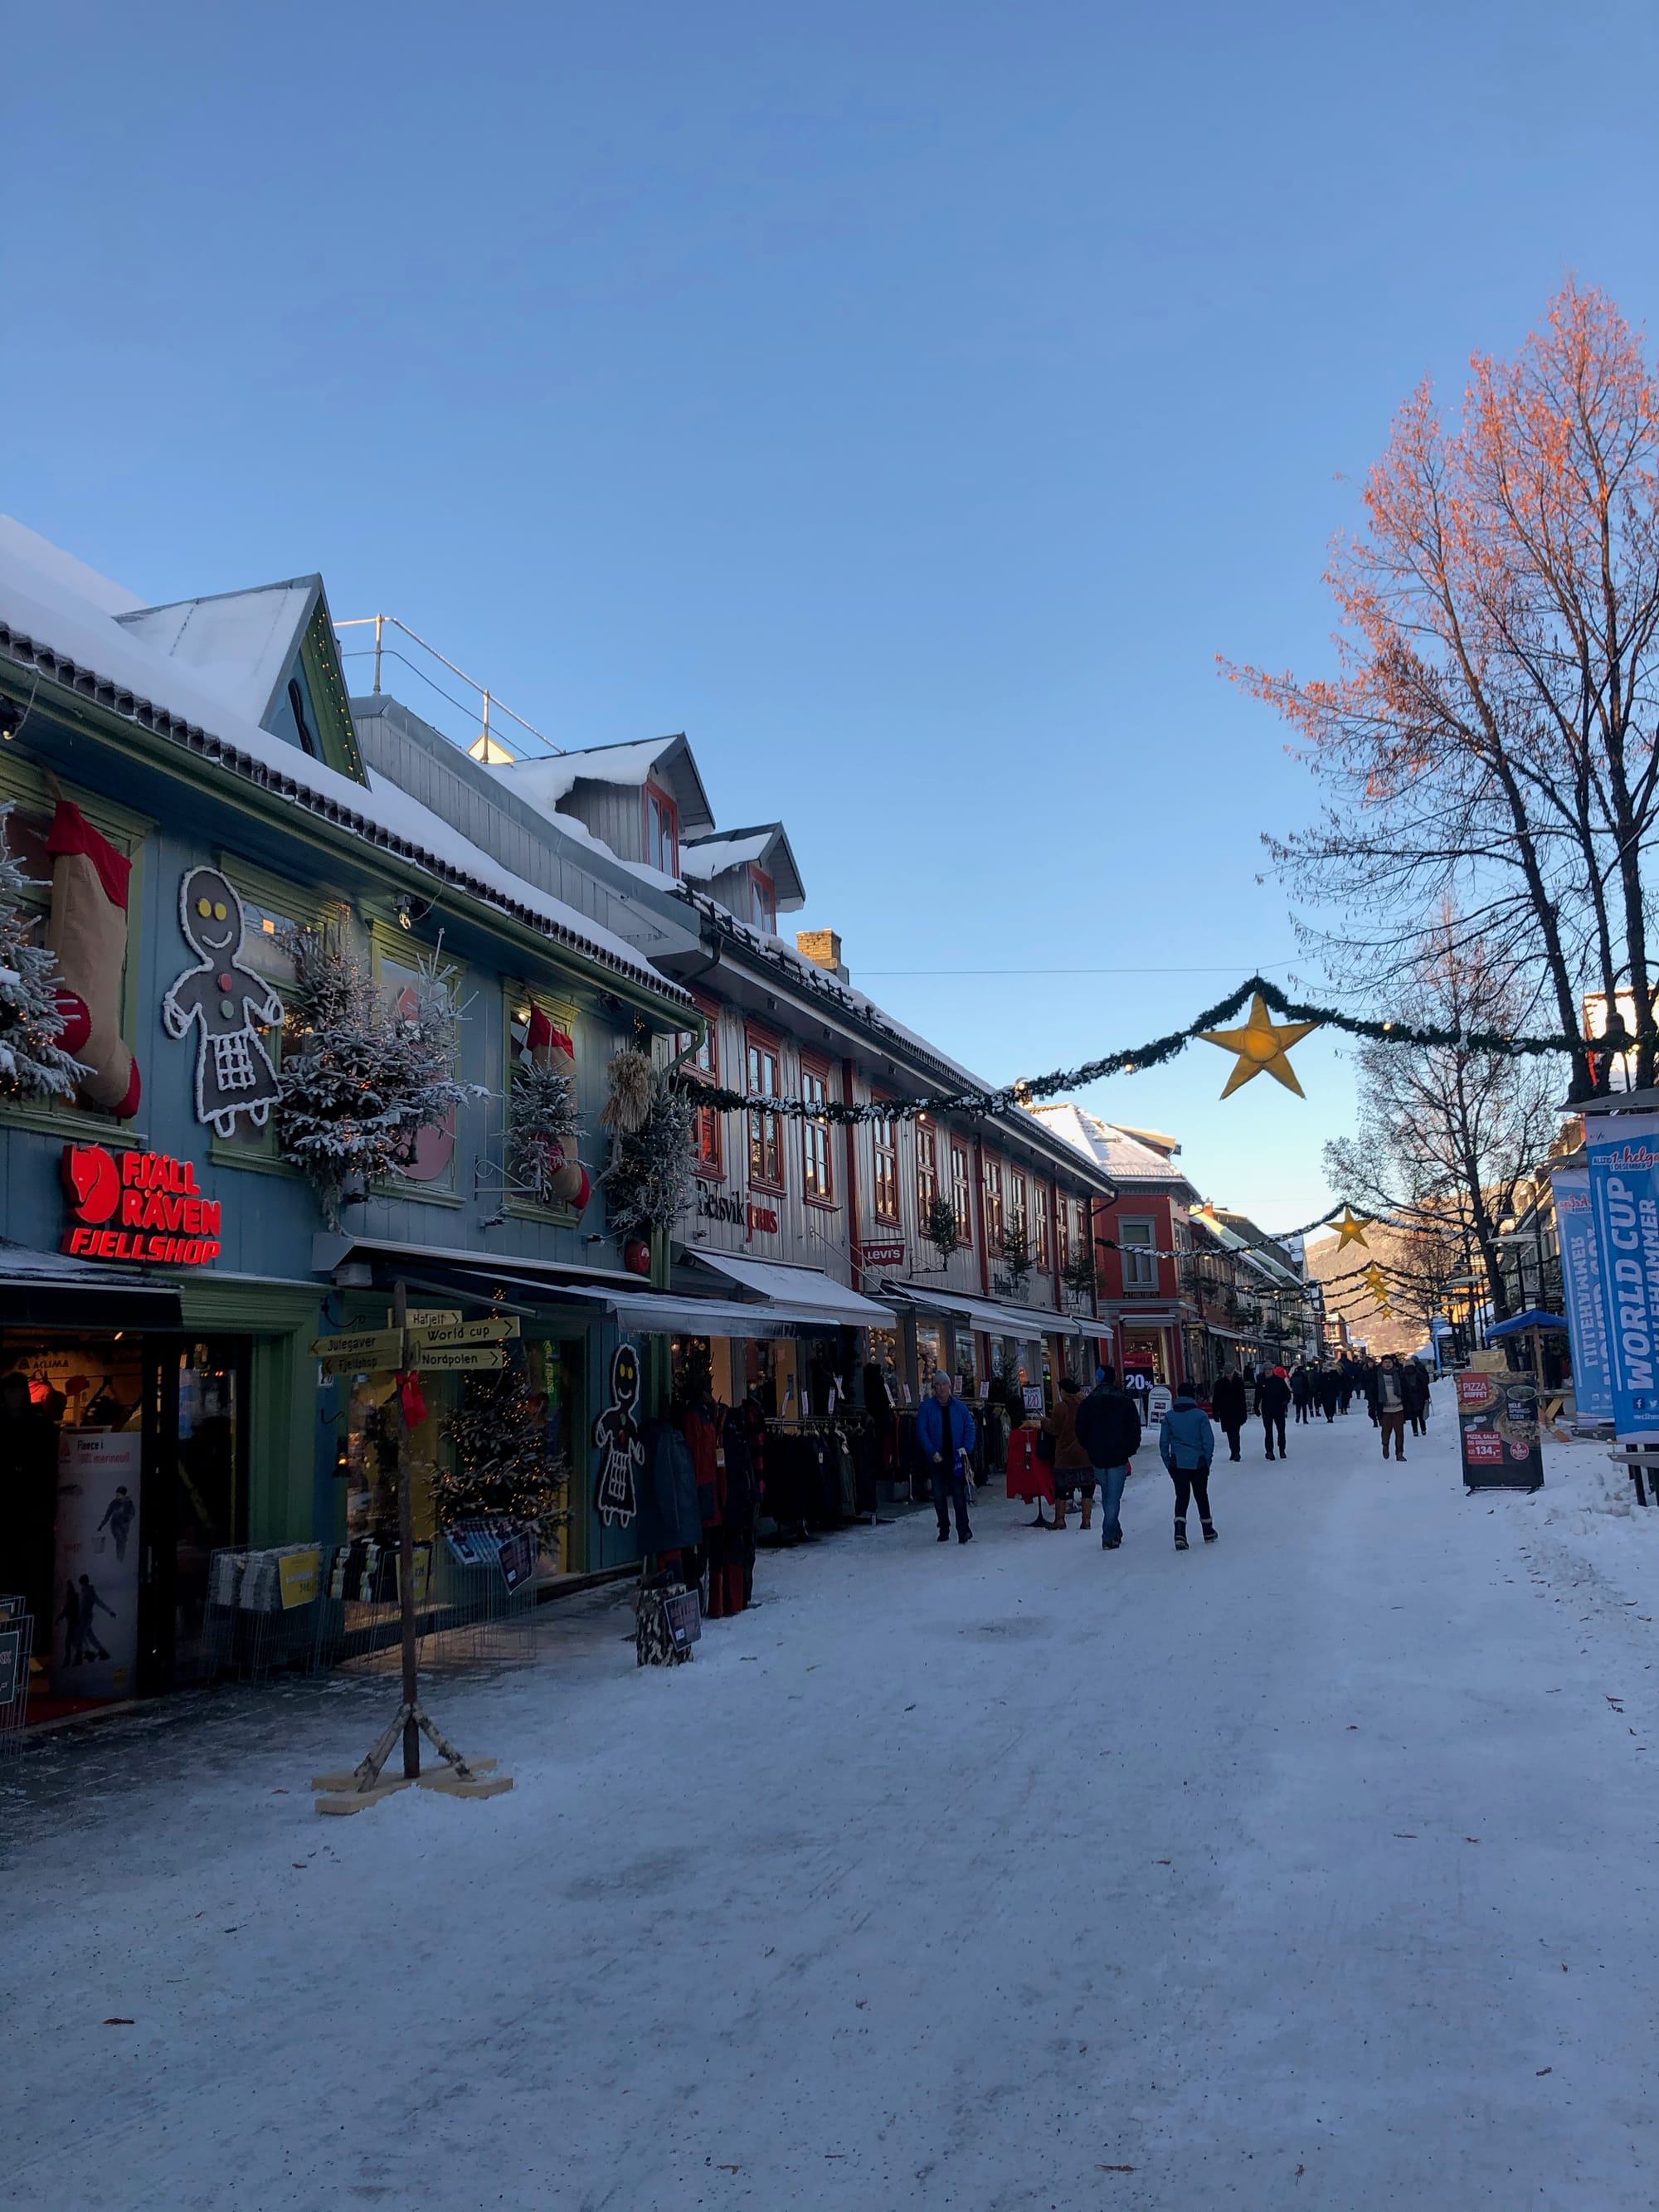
[751,866,776,933]
[645,783,679,875]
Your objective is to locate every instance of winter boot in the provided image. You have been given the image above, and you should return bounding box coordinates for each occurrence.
[1174,1520,1190,1551]
[1080,1496,1094,1530]
[1201,1519,1219,1544]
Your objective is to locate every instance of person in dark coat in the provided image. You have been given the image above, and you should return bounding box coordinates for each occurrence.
[1259,1365,1292,1460]
[1073,1369,1142,1551]
[1211,1369,1248,1463]
[1316,1363,1340,1421]
[1291,1364,1313,1423]
[1401,1358,1430,1433]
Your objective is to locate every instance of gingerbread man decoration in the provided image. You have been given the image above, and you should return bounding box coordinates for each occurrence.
[162,866,284,1136]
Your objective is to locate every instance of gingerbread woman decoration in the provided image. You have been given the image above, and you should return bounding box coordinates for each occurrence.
[162,866,284,1136]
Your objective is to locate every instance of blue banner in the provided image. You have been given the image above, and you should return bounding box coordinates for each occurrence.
[1584,1112,1659,1441]
[1550,1164,1613,1422]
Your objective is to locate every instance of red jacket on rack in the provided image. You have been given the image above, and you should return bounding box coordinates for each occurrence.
[1005,1425,1053,1505]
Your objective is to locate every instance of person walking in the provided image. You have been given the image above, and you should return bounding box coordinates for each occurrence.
[918,1373,977,1544]
[1160,1383,1218,1549]
[1211,1369,1248,1462]
[1074,1367,1142,1550]
[1042,1377,1096,1529]
[1316,1362,1340,1422]
[1371,1352,1408,1461]
[1401,1356,1429,1437]
[1291,1364,1312,1425]
[1337,1356,1356,1414]
[1259,1364,1291,1461]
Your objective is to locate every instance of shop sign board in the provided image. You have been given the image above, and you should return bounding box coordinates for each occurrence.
[1456,1369,1544,1490]
[60,1144,222,1266]
[1146,1386,1174,1423]
[497,1527,535,1592]
[1550,1165,1613,1422]
[1585,1110,1659,1444]
[312,1329,404,1373]
[406,1316,520,1351]
[859,1240,907,1270]
[52,1429,142,1698]
[277,1549,321,1610]
[416,1344,506,1373]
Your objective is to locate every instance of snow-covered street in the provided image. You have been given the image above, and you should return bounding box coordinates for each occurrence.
[7,1392,1659,2211]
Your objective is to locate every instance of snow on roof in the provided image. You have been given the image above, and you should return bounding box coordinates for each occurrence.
[0,527,690,1008]
[494,735,716,834]
[0,516,143,617]
[1029,1102,1201,1197]
[115,579,318,727]
[681,822,805,908]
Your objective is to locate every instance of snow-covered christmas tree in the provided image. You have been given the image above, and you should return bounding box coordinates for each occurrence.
[276,925,485,1228]
[507,1051,579,1206]
[0,802,84,1102]
[598,1055,696,1240]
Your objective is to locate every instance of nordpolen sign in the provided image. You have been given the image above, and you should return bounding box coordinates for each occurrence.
[61,1144,223,1266]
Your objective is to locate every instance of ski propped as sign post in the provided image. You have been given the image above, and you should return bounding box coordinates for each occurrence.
[313,1278,514,1814]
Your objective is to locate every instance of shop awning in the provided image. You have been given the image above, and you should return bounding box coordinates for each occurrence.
[504,1281,859,1340]
[881,1281,1097,1343]
[684,1253,896,1326]
[0,1241,185,1329]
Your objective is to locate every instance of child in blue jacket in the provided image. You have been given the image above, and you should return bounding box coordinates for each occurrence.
[1158,1386,1218,1552]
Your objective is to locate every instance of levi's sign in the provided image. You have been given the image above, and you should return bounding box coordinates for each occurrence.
[61,1144,222,1266]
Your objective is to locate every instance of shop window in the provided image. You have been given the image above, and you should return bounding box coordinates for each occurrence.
[917,1119,939,1218]
[951,1142,973,1246]
[645,783,679,876]
[801,1060,833,1203]
[983,1157,1005,1244]
[873,1106,901,1224]
[747,1031,784,1190]
[1120,1218,1158,1291]
[915,1320,946,1387]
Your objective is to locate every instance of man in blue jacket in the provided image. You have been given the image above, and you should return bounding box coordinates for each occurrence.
[1158,1383,1218,1552]
[917,1371,977,1544]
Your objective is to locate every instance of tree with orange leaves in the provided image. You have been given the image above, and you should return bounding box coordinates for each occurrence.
[1235,281,1659,1100]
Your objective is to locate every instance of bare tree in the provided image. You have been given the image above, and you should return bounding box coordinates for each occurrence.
[1322,926,1559,1322]
[1233,282,1659,1097]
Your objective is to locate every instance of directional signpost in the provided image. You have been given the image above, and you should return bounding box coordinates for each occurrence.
[309,1283,514,1813]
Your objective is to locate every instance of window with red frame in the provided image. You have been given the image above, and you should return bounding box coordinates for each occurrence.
[751,867,777,934]
[801,1061,833,1202]
[983,1156,1005,1244]
[1035,1188,1052,1270]
[645,782,679,875]
[873,1106,901,1223]
[951,1143,973,1244]
[916,1119,939,1218]
[747,1032,783,1189]
[679,1012,722,1177]
[1058,1196,1072,1271]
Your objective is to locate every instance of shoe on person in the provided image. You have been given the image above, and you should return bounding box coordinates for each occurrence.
[937,1529,950,1542]
[1104,1534,1122,1550]
[1175,1523,1190,1551]
[958,1529,974,1544]
[1202,1521,1219,1544]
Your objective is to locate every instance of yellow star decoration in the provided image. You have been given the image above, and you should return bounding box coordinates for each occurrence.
[1197,992,1321,1099]
[1332,1206,1370,1250]
[1363,1266,1389,1300]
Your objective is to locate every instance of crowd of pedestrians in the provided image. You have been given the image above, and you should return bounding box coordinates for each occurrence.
[1002,1346,1436,1554]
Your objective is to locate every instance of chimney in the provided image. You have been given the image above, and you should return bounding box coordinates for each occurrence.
[796,928,849,983]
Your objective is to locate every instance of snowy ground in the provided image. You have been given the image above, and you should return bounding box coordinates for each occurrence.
[7,1390,1659,2211]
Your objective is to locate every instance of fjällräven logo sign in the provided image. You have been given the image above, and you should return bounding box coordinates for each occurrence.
[61,1145,223,1266]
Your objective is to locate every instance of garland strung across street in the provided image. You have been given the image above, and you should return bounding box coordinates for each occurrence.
[681,971,1619,1133]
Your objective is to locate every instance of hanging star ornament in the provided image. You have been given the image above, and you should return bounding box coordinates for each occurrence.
[1197,992,1321,1099]
[1332,1206,1370,1250]
[1363,1266,1389,1300]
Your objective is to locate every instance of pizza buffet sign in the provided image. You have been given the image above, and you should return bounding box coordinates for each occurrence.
[61,1144,224,1266]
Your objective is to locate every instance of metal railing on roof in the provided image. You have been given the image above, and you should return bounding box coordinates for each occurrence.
[334,614,563,761]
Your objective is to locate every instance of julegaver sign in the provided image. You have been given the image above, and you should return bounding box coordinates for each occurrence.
[61,1143,223,1266]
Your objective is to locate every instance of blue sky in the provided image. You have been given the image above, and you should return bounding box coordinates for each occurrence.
[11,0,1659,1228]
